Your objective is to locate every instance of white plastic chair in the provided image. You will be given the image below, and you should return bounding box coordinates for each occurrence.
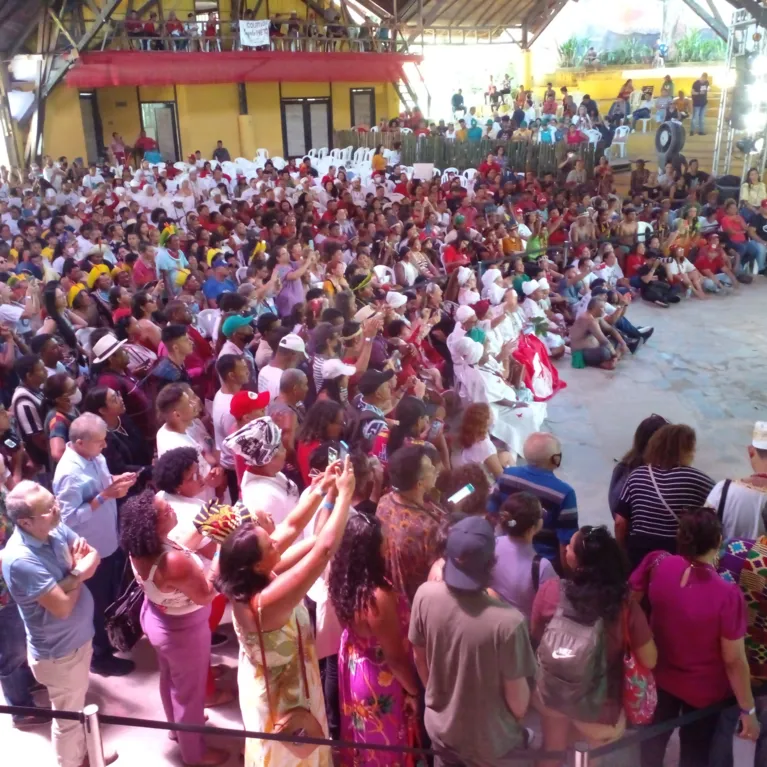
[196,309,220,339]
[235,266,249,284]
[373,264,396,285]
[173,161,189,172]
[255,148,269,161]
[370,126,379,133]
[221,161,237,177]
[400,127,413,134]
[317,147,329,159]
[584,129,601,147]
[330,148,343,160]
[609,125,630,158]
[635,118,650,133]
[271,156,286,170]
[307,148,318,159]
[342,146,354,163]
[432,167,441,179]
[462,168,478,184]
[353,147,367,164]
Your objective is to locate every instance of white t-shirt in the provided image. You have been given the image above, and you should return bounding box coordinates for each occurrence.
[156,424,215,503]
[258,365,284,399]
[706,479,767,540]
[212,390,235,469]
[241,472,300,527]
[454,436,497,468]
[667,258,696,276]
[0,303,25,333]
[158,490,207,549]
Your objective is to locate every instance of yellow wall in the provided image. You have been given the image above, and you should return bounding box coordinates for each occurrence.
[97,85,141,146]
[49,78,393,162]
[175,84,242,159]
[43,86,87,162]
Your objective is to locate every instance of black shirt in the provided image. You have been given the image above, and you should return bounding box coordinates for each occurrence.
[683,170,710,187]
[752,214,767,241]
[691,79,709,107]
[638,262,669,281]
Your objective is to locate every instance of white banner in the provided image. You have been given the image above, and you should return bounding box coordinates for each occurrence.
[240,20,270,48]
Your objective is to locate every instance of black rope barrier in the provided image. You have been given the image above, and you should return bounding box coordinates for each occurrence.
[0,704,566,761]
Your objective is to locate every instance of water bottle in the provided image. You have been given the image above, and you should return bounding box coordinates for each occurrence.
[733,719,757,766]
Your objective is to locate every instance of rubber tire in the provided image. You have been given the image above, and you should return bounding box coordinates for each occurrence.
[655,121,685,156]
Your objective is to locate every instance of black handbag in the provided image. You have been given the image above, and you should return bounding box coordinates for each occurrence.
[104,569,145,654]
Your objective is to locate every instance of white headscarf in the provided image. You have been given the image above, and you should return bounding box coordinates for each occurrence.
[487,283,507,306]
[452,336,484,366]
[522,279,540,296]
[456,266,473,286]
[455,305,476,325]
[481,268,502,290]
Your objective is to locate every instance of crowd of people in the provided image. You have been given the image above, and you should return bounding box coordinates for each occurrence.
[122,9,395,53]
[0,126,765,767]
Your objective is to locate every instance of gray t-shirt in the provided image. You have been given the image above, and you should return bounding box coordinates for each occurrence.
[409,580,537,765]
[490,536,558,621]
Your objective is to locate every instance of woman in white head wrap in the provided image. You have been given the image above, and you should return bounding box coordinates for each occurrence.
[520,279,566,357]
[456,266,480,306]
[452,336,546,460]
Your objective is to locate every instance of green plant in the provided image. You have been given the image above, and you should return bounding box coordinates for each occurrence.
[673,29,726,63]
[557,35,589,68]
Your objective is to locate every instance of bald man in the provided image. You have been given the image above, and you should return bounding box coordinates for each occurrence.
[488,432,578,572]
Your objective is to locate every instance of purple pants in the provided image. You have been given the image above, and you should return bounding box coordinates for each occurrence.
[141,598,212,763]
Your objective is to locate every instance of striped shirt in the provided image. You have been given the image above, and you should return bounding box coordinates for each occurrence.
[11,386,44,440]
[616,465,715,541]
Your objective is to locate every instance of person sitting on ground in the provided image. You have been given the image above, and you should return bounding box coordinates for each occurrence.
[569,297,629,370]
[454,401,514,479]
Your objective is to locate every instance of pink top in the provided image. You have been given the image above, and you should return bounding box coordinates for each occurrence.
[629,552,746,708]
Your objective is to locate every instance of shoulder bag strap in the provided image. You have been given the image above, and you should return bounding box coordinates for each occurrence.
[531,553,543,593]
[294,612,310,700]
[253,594,276,726]
[717,479,732,522]
[647,465,680,522]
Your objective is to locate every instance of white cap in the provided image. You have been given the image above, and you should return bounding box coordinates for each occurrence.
[386,291,407,309]
[538,277,550,290]
[522,279,540,296]
[321,359,356,380]
[455,305,476,324]
[753,422,767,450]
[278,333,306,356]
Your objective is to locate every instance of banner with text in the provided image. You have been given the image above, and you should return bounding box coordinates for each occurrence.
[240,20,270,48]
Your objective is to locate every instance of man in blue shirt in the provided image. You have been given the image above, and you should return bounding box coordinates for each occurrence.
[488,432,578,572]
[202,259,237,308]
[53,413,137,677]
[2,480,110,766]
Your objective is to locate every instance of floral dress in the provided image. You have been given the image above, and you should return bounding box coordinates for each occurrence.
[234,603,331,767]
[338,592,424,767]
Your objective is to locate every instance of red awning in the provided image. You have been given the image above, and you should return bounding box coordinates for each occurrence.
[65,51,421,88]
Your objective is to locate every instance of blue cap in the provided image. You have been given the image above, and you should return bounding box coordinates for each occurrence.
[443,516,495,591]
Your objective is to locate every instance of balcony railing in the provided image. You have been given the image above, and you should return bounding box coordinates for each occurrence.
[105,18,403,54]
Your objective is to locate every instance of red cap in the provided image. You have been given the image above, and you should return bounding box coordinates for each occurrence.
[230,390,270,420]
[514,207,524,218]
[537,195,548,206]
[761,199,767,209]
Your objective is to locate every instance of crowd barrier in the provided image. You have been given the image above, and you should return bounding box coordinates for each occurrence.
[2,685,763,766]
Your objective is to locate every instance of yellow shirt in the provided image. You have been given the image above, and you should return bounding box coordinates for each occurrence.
[455,128,468,142]
[372,154,387,172]
[41,246,54,261]
[740,181,766,207]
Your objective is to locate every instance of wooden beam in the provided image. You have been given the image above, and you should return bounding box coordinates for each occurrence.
[134,0,160,17]
[406,0,454,43]
[526,0,567,48]
[454,0,491,27]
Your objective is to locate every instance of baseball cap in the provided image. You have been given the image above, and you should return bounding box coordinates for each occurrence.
[321,358,356,380]
[753,422,767,450]
[278,333,306,356]
[221,315,253,338]
[230,390,270,420]
[443,516,496,591]
[357,369,394,396]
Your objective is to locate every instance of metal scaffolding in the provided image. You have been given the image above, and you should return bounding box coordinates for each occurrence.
[711,8,767,179]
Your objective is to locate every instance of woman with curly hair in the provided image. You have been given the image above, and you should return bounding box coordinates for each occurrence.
[328,511,422,766]
[454,402,513,479]
[531,526,656,767]
[121,490,230,767]
[216,455,355,767]
[295,400,345,486]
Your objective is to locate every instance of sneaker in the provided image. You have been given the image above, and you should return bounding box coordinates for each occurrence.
[13,713,51,729]
[626,337,641,354]
[91,657,135,677]
[211,631,228,649]
[640,327,655,343]
[668,295,681,303]
[636,326,652,334]
[653,300,669,308]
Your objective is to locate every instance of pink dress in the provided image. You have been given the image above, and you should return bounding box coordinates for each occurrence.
[338,592,424,767]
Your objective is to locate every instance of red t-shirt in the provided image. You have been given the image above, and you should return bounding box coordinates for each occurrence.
[695,247,726,274]
[132,258,156,288]
[443,245,470,274]
[720,214,747,243]
[625,253,645,278]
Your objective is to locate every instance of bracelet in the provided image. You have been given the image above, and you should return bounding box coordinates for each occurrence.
[321,499,335,511]
[741,707,756,716]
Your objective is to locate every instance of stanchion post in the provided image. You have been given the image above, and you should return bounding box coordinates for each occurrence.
[83,704,107,767]
[573,741,590,767]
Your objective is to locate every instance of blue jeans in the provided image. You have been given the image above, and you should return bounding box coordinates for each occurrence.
[692,104,706,133]
[729,240,763,272]
[0,603,37,719]
[702,273,734,291]
[615,316,641,338]
[708,699,767,766]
